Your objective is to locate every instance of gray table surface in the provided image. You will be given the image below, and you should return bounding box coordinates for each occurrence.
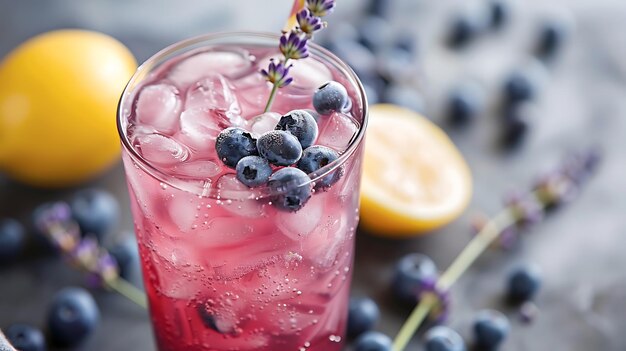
[1,0,626,350]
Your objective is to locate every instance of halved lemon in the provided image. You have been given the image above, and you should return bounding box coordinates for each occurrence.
[359,104,472,237]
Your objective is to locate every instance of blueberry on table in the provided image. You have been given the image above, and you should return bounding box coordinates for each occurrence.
[447,84,483,125]
[537,20,566,58]
[313,81,350,115]
[488,0,510,29]
[348,297,381,338]
[473,309,510,350]
[357,16,393,53]
[367,0,390,18]
[70,188,120,240]
[108,234,140,281]
[501,112,529,148]
[424,326,466,351]
[268,167,312,212]
[507,264,542,303]
[215,127,258,168]
[5,324,46,351]
[275,110,319,149]
[392,253,438,304]
[235,155,273,187]
[448,14,482,48]
[297,145,341,190]
[0,218,25,263]
[353,331,393,351]
[257,130,303,166]
[503,71,536,105]
[47,287,99,347]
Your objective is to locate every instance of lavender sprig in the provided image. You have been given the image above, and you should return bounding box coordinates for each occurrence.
[392,147,602,351]
[34,202,147,308]
[262,0,335,112]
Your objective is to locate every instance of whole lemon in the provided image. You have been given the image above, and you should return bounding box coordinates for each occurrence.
[0,30,137,187]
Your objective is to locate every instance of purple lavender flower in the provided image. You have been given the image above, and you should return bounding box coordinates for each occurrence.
[418,279,451,323]
[261,59,293,87]
[279,31,309,60]
[297,8,324,36]
[306,0,336,17]
[504,192,544,228]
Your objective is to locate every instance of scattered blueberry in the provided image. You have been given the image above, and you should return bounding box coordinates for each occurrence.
[196,303,235,335]
[501,111,529,148]
[448,14,482,48]
[393,32,417,56]
[348,297,380,338]
[392,253,438,304]
[353,331,393,351]
[536,20,566,58]
[382,85,425,113]
[313,81,350,115]
[503,71,536,105]
[447,84,483,125]
[235,155,273,187]
[108,234,140,282]
[5,324,46,351]
[257,130,303,166]
[326,40,377,77]
[488,0,510,29]
[47,287,99,347]
[473,309,510,350]
[0,218,25,263]
[215,127,258,168]
[358,16,393,53]
[297,145,341,189]
[376,48,414,81]
[267,167,312,212]
[275,110,319,149]
[507,264,542,303]
[367,0,390,18]
[70,188,120,240]
[424,326,466,351]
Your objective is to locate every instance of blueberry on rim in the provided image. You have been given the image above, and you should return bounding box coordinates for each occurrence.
[215,127,258,168]
[268,167,312,212]
[275,110,319,149]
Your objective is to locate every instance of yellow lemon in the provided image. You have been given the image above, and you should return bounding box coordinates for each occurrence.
[360,104,473,237]
[0,30,137,187]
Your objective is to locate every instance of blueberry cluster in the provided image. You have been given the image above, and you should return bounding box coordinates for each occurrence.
[215,81,349,211]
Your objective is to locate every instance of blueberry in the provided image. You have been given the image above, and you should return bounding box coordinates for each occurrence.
[0,331,17,351]
[0,218,25,263]
[108,234,140,282]
[473,309,510,350]
[275,110,319,149]
[348,297,380,338]
[235,155,273,187]
[267,167,312,212]
[382,85,425,113]
[501,112,529,148]
[70,188,120,240]
[537,21,566,58]
[297,145,341,189]
[357,16,393,53]
[448,14,481,48]
[215,127,258,168]
[5,324,46,351]
[392,253,438,304]
[424,326,466,351]
[488,0,510,29]
[196,304,235,335]
[313,81,350,115]
[353,331,392,351]
[503,71,536,105]
[47,287,99,347]
[394,32,417,56]
[447,84,483,125]
[367,0,390,18]
[257,130,302,166]
[507,264,542,303]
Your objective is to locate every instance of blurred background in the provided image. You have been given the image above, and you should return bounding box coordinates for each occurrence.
[1,0,626,350]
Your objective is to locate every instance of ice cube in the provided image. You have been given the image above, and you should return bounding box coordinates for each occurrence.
[185,75,242,125]
[232,72,272,118]
[260,55,332,92]
[150,241,205,299]
[317,112,360,151]
[248,112,281,137]
[303,211,348,269]
[276,192,325,241]
[172,160,222,179]
[215,174,266,218]
[176,107,223,153]
[135,83,181,133]
[134,133,189,166]
[167,193,198,232]
[168,49,252,86]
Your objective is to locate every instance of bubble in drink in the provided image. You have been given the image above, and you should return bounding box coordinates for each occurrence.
[135,83,182,133]
[317,112,360,151]
[168,49,252,86]
[135,133,189,166]
[248,112,281,136]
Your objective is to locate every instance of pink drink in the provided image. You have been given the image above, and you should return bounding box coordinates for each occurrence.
[117,33,367,351]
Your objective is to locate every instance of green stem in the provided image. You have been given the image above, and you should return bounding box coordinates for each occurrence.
[264,83,280,113]
[391,199,533,351]
[106,278,148,309]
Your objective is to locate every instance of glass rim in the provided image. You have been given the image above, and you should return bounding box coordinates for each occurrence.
[117,31,369,198]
